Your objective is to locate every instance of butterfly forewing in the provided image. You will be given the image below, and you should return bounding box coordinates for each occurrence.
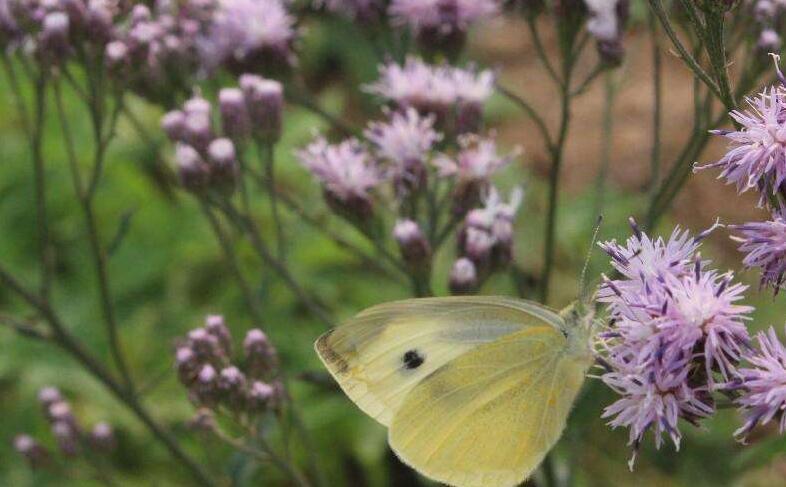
[388,326,588,487]
[314,297,564,426]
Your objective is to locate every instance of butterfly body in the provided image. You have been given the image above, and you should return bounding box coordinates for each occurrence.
[315,296,593,487]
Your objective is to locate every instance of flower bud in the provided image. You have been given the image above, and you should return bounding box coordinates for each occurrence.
[218,366,247,409]
[60,0,87,32]
[175,144,210,192]
[219,88,251,141]
[393,220,431,270]
[758,29,781,53]
[184,96,212,117]
[247,380,274,412]
[188,408,216,432]
[187,327,223,361]
[39,12,70,60]
[105,40,128,70]
[85,0,113,43]
[449,258,478,295]
[90,422,115,451]
[47,401,77,428]
[207,138,238,191]
[13,434,49,469]
[52,421,79,457]
[176,346,200,385]
[131,4,151,24]
[162,110,186,142]
[244,329,278,378]
[183,112,213,152]
[462,227,493,267]
[204,315,232,357]
[193,364,219,406]
[239,74,283,143]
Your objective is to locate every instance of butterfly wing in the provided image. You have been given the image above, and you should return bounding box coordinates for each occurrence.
[388,326,590,487]
[314,296,563,426]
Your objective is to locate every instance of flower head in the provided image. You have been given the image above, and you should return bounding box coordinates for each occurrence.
[732,326,786,441]
[730,216,786,292]
[365,108,442,169]
[697,82,786,205]
[433,134,517,181]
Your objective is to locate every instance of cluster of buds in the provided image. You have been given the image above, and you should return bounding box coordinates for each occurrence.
[175,315,283,417]
[13,386,116,469]
[365,57,495,136]
[745,1,783,54]
[314,0,386,22]
[584,0,629,66]
[450,187,522,294]
[393,219,432,276]
[3,0,118,62]
[162,74,284,193]
[105,1,209,104]
[596,220,753,466]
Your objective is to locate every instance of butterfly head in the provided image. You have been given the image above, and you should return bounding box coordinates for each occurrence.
[560,301,595,365]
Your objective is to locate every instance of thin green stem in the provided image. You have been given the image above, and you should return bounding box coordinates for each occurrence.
[593,73,617,219]
[495,83,554,153]
[258,141,286,262]
[527,17,562,87]
[649,11,663,199]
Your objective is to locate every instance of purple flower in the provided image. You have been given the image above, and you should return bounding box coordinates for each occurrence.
[459,187,523,269]
[365,57,495,121]
[296,136,384,206]
[201,0,296,72]
[697,82,786,205]
[733,326,786,441]
[365,108,442,169]
[389,0,500,34]
[596,220,754,464]
[730,216,786,292]
[433,134,518,181]
[315,0,384,20]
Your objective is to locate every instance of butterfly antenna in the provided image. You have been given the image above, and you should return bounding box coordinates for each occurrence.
[579,215,604,303]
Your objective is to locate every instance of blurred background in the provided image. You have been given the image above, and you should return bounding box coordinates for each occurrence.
[2,2,786,486]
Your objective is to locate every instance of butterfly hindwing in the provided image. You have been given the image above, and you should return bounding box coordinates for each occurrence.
[388,326,589,487]
[314,296,563,426]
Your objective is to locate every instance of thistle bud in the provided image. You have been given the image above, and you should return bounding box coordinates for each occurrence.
[13,434,49,469]
[176,346,200,385]
[130,4,151,24]
[39,12,70,60]
[207,138,238,190]
[105,40,128,69]
[47,401,76,429]
[218,366,247,409]
[449,257,478,295]
[239,74,283,143]
[85,0,113,43]
[219,88,251,141]
[175,144,210,192]
[90,422,115,451]
[188,408,216,432]
[204,314,232,357]
[184,96,212,117]
[60,0,87,32]
[187,327,223,362]
[462,227,494,268]
[244,329,278,378]
[183,112,213,152]
[161,110,186,142]
[247,380,274,412]
[52,421,79,456]
[758,29,781,53]
[393,220,431,270]
[194,364,219,406]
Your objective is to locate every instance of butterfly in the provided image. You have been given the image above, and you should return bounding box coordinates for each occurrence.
[314,296,595,487]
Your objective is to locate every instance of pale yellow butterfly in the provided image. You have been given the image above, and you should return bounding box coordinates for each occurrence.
[314,296,594,487]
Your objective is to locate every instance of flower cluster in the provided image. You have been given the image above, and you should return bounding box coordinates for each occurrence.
[315,0,384,21]
[2,0,117,60]
[200,0,297,74]
[175,315,283,416]
[162,74,283,193]
[106,1,209,104]
[365,57,495,135]
[13,387,115,469]
[700,65,786,293]
[596,220,753,466]
[451,187,522,294]
[583,0,628,66]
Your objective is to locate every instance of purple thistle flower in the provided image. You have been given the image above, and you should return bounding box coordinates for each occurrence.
[596,220,754,465]
[296,136,384,221]
[730,216,786,292]
[696,81,786,205]
[733,326,786,441]
[433,134,517,181]
[201,0,296,72]
[365,57,494,122]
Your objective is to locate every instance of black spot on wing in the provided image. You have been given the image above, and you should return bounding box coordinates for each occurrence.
[402,349,425,370]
